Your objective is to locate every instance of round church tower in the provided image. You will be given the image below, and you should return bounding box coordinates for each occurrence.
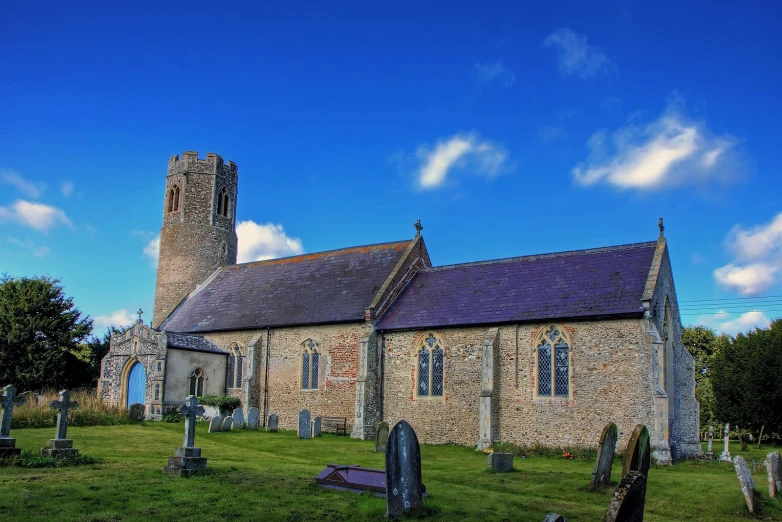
[152,151,238,328]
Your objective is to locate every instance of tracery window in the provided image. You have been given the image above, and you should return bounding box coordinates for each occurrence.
[301,339,319,390]
[217,188,230,218]
[417,333,444,397]
[536,325,570,398]
[189,368,205,396]
[167,185,180,213]
[227,345,243,389]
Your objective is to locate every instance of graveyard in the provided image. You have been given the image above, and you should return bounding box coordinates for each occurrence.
[1,420,780,521]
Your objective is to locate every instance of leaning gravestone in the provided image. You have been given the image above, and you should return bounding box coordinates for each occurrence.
[604,471,647,522]
[766,451,781,499]
[386,420,425,517]
[40,390,79,457]
[622,424,650,478]
[590,421,618,489]
[208,415,222,433]
[162,395,207,477]
[298,409,311,439]
[733,455,758,514]
[266,413,279,432]
[375,421,390,453]
[128,403,145,421]
[221,416,233,432]
[312,416,322,437]
[232,407,245,429]
[247,407,260,430]
[0,385,26,458]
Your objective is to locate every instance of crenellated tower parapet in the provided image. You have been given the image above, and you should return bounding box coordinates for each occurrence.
[167,151,238,181]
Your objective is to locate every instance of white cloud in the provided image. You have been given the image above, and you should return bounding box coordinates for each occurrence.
[543,28,615,79]
[713,263,778,296]
[695,310,772,336]
[416,132,509,190]
[143,236,160,264]
[0,200,73,232]
[7,237,50,257]
[60,181,74,197]
[94,309,137,330]
[236,221,304,263]
[1,170,44,199]
[572,99,738,190]
[726,211,782,262]
[474,61,516,87]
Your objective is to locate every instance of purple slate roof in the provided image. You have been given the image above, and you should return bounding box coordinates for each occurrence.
[166,332,227,354]
[375,242,658,331]
[160,240,411,333]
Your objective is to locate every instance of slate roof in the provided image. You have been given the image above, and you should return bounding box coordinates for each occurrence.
[375,242,659,331]
[160,240,412,333]
[166,332,228,354]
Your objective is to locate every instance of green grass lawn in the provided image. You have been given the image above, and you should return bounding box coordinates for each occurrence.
[1,423,780,521]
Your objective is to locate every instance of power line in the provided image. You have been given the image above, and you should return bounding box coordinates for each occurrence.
[679,295,782,303]
[680,310,782,316]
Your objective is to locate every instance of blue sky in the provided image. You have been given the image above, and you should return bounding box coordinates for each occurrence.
[2,1,781,335]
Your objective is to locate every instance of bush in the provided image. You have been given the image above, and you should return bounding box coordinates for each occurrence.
[11,389,133,429]
[491,441,597,462]
[197,394,241,415]
[0,450,99,468]
[161,410,182,423]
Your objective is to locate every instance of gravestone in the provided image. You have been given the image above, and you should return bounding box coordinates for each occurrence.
[621,424,650,478]
[604,471,647,522]
[374,421,389,453]
[0,385,26,458]
[18,391,36,406]
[488,452,513,472]
[719,423,732,462]
[266,413,279,432]
[386,420,425,517]
[162,395,207,477]
[590,421,618,489]
[221,416,234,431]
[128,403,145,421]
[543,515,568,522]
[40,390,79,457]
[765,451,780,499]
[705,425,714,458]
[298,409,311,439]
[312,416,322,437]
[208,415,222,433]
[232,407,245,428]
[733,455,758,514]
[247,407,260,430]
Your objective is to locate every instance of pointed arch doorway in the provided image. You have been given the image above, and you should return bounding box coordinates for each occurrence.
[126,361,147,408]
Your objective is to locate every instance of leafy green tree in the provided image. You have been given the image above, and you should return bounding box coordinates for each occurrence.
[72,327,118,387]
[0,275,93,391]
[682,325,727,427]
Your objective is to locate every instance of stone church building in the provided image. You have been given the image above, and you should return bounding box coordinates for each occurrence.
[99,151,701,462]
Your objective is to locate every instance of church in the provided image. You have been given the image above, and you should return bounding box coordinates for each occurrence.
[98,151,701,463]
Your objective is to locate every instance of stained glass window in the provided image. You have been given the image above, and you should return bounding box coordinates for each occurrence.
[537,341,552,395]
[190,369,205,396]
[302,351,310,389]
[537,326,570,398]
[301,340,319,390]
[237,355,243,384]
[228,353,236,388]
[418,348,430,396]
[311,351,319,389]
[554,340,569,396]
[417,334,445,397]
[432,346,444,396]
[227,346,242,389]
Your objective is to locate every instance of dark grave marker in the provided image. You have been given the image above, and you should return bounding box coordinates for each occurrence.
[590,421,618,489]
[622,424,650,478]
[386,420,426,517]
[604,471,647,522]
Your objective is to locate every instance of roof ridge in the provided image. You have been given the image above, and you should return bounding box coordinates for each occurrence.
[225,239,412,269]
[426,241,658,272]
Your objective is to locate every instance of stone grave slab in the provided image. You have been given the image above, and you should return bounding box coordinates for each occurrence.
[316,464,386,495]
[386,420,426,517]
[590,421,618,489]
[247,407,260,430]
[40,390,79,458]
[488,452,513,472]
[766,451,781,499]
[128,403,145,421]
[374,421,389,453]
[622,424,650,478]
[266,413,279,432]
[604,471,647,522]
[208,415,222,433]
[221,416,233,431]
[733,455,758,514]
[312,416,322,437]
[298,409,311,439]
[232,407,245,428]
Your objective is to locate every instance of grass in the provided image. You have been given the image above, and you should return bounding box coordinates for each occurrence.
[11,389,131,429]
[0,424,780,521]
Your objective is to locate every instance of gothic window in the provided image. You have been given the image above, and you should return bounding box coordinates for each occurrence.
[217,188,230,218]
[301,339,319,390]
[417,333,444,397]
[189,368,205,396]
[536,325,570,398]
[167,185,180,213]
[227,345,243,389]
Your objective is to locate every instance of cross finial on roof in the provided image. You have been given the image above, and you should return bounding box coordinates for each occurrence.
[137,308,144,323]
[658,217,664,238]
[414,219,423,237]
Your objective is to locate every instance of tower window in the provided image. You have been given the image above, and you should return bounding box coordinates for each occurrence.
[217,188,230,218]
[167,185,180,213]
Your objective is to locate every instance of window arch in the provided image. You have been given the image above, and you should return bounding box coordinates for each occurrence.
[227,345,243,389]
[416,333,444,397]
[301,339,320,390]
[167,185,180,213]
[217,188,230,218]
[536,325,570,398]
[189,368,205,396]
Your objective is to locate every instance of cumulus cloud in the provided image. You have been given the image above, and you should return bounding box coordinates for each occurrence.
[60,181,75,197]
[143,236,160,264]
[7,237,50,257]
[416,132,510,190]
[543,28,615,79]
[474,61,516,87]
[236,221,304,263]
[0,170,44,199]
[0,200,73,232]
[695,310,772,336]
[572,99,739,190]
[94,309,137,330]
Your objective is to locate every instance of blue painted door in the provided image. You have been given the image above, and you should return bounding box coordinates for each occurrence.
[126,362,146,408]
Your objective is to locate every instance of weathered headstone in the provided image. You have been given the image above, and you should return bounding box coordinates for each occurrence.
[312,416,322,437]
[232,407,245,428]
[162,395,208,477]
[266,413,279,432]
[128,403,145,421]
[374,421,389,453]
[221,416,233,431]
[247,407,260,430]
[40,390,79,457]
[488,452,513,472]
[621,424,650,478]
[765,451,780,499]
[543,515,568,522]
[719,423,732,462]
[733,455,758,514]
[208,414,222,433]
[386,420,425,517]
[705,425,714,458]
[0,385,26,458]
[590,421,618,489]
[298,409,311,439]
[604,471,647,522]
[18,391,36,406]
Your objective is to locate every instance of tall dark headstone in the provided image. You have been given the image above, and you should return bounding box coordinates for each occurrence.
[590,422,618,489]
[386,420,425,518]
[604,471,647,522]
[298,409,311,439]
[622,425,650,478]
[266,413,279,432]
[0,385,26,458]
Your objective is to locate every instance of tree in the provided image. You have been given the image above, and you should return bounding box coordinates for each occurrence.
[72,327,118,386]
[681,325,728,427]
[0,274,93,391]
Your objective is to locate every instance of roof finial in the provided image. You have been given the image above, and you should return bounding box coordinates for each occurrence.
[137,308,144,324]
[414,219,423,237]
[658,217,664,238]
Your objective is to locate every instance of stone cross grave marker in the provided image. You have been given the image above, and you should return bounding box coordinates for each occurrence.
[298,409,311,439]
[208,414,222,433]
[386,420,425,518]
[0,385,26,458]
[765,451,780,499]
[590,421,618,489]
[622,424,650,478]
[719,423,731,462]
[232,407,245,429]
[221,416,233,431]
[181,395,204,448]
[162,395,208,477]
[604,471,647,522]
[374,421,389,453]
[266,413,279,432]
[312,416,322,437]
[733,455,758,514]
[40,390,79,457]
[247,407,259,430]
[705,425,713,458]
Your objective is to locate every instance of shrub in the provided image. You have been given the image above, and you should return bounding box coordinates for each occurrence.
[161,410,183,423]
[11,389,133,429]
[0,450,99,468]
[197,394,241,415]
[491,441,597,462]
